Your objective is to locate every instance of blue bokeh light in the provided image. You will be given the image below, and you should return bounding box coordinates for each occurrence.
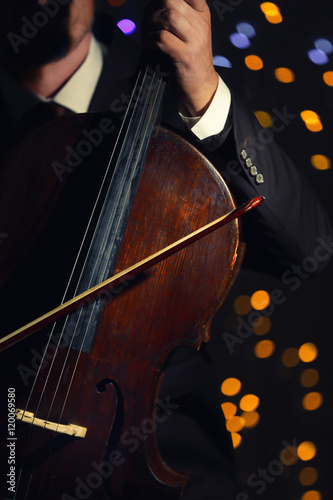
[117,19,136,35]
[213,55,232,68]
[236,22,256,39]
[314,38,333,55]
[308,48,329,65]
[230,32,251,49]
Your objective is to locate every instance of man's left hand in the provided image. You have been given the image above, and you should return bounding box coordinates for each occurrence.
[141,0,219,116]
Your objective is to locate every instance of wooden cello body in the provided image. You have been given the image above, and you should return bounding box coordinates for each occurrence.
[0,67,240,499]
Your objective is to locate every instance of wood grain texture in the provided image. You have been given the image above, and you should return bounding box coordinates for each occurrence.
[0,119,239,499]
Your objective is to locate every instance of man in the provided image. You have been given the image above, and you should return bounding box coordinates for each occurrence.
[0,1,330,499]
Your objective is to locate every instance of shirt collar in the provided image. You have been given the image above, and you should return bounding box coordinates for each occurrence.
[51,34,103,113]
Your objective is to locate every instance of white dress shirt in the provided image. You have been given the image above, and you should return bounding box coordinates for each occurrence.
[52,34,232,140]
[0,32,231,140]
[52,35,104,113]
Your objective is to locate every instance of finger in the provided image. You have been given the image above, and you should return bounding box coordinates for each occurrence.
[183,0,208,12]
[144,0,187,16]
[142,7,191,43]
[142,30,184,59]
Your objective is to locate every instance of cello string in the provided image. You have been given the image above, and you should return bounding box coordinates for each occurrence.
[13,187,257,497]
[21,64,149,418]
[75,66,164,329]
[28,65,164,430]
[17,322,58,421]
[17,68,163,496]
[13,323,58,496]
[13,69,152,486]
[14,69,165,498]
[70,66,164,351]
[51,67,165,427]
[45,308,91,428]
[32,311,85,426]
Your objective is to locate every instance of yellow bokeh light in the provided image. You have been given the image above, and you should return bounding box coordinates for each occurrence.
[241,411,260,428]
[231,432,242,448]
[299,467,318,486]
[311,155,331,170]
[300,110,323,132]
[265,11,283,23]
[281,347,300,367]
[226,416,245,433]
[280,445,298,466]
[221,402,237,419]
[300,110,320,121]
[275,67,295,83]
[303,392,323,411]
[305,121,323,132]
[253,316,271,336]
[301,491,322,500]
[301,369,319,388]
[255,340,275,358]
[323,71,333,86]
[260,3,283,23]
[245,55,264,71]
[221,378,242,396]
[254,110,273,128]
[297,441,317,461]
[234,295,252,315]
[240,394,260,412]
[260,2,279,14]
[251,290,270,310]
[299,343,318,363]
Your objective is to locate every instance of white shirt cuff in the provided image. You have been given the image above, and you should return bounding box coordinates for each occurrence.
[179,75,231,140]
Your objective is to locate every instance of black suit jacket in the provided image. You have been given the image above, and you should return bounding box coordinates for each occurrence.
[85,21,332,486]
[89,20,331,278]
[0,16,331,498]
[0,18,330,280]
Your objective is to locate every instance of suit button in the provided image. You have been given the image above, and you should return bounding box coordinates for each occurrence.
[241,149,247,159]
[256,173,264,184]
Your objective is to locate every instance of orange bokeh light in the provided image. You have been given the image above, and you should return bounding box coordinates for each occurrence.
[255,340,275,358]
[300,369,319,388]
[221,402,237,419]
[311,155,331,170]
[299,343,318,363]
[275,67,295,83]
[241,411,260,428]
[323,71,333,86]
[231,432,242,448]
[281,347,300,367]
[240,394,260,412]
[251,290,270,310]
[302,392,323,411]
[245,55,264,71]
[221,378,242,396]
[297,441,317,461]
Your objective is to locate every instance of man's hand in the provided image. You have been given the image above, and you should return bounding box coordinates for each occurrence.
[141,0,218,117]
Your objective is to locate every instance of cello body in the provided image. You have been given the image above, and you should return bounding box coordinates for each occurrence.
[0,107,239,499]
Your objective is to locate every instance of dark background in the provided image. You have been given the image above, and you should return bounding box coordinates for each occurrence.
[98,0,333,499]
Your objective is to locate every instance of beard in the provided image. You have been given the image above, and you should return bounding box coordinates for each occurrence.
[0,0,73,77]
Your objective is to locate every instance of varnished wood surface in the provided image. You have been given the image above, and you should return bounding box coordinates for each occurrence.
[0,116,239,499]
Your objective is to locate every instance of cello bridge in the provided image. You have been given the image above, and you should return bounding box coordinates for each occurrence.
[15,409,87,438]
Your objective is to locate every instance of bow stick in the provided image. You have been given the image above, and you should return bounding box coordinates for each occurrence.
[0,196,264,352]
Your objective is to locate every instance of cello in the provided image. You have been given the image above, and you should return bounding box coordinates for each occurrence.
[0,51,262,499]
